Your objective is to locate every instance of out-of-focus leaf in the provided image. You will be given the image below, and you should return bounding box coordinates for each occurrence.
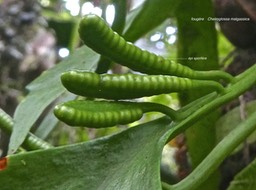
[1,117,172,190]
[216,100,256,153]
[34,93,76,139]
[176,0,220,189]
[227,157,256,190]
[123,0,179,42]
[8,46,99,154]
[217,31,234,67]
[111,0,127,34]
[43,10,79,49]
[33,108,59,140]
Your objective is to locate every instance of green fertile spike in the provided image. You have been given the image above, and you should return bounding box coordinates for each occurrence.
[0,108,52,150]
[79,14,234,82]
[54,100,179,128]
[54,100,144,128]
[61,70,225,100]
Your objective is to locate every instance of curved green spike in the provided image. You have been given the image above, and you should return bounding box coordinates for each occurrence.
[79,14,234,82]
[54,100,179,128]
[61,70,225,100]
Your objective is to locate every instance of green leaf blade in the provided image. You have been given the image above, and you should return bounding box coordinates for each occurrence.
[1,117,171,190]
[8,46,99,154]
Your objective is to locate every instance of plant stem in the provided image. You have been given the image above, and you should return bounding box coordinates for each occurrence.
[172,109,256,190]
[194,70,234,83]
[141,92,218,121]
[167,64,256,140]
[163,64,256,190]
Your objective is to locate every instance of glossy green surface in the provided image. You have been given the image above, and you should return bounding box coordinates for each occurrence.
[61,71,224,99]
[79,14,233,82]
